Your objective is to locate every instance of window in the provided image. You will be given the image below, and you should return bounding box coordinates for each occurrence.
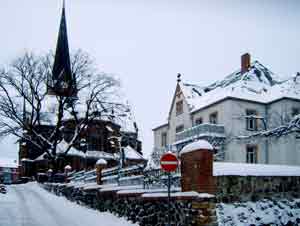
[246,109,258,131]
[161,132,167,147]
[292,108,300,117]
[209,112,218,124]
[195,117,203,125]
[176,125,184,133]
[87,135,102,151]
[246,145,258,163]
[176,100,183,116]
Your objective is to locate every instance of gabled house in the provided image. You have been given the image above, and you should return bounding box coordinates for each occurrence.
[153,53,300,165]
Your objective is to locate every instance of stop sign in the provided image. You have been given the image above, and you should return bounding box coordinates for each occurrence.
[160,152,178,172]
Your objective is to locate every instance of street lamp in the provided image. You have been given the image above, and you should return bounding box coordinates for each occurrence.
[80,138,87,170]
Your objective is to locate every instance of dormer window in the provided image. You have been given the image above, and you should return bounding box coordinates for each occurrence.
[176,100,183,116]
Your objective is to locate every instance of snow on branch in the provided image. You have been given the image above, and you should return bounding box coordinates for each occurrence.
[237,115,300,139]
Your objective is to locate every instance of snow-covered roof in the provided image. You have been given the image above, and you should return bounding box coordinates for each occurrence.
[179,61,300,113]
[124,146,145,160]
[86,150,119,160]
[34,152,48,161]
[0,158,18,168]
[57,139,85,157]
[40,80,138,134]
[180,140,214,155]
[213,162,300,176]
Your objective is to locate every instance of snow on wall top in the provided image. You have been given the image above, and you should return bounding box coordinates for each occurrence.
[213,162,300,176]
[96,158,107,165]
[179,60,300,113]
[180,140,214,155]
[85,150,119,160]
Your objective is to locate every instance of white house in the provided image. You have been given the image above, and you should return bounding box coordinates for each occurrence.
[153,53,300,166]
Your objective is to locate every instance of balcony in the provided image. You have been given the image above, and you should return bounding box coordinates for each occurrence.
[175,123,225,144]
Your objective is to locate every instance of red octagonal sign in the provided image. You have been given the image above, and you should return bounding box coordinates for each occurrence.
[160,152,178,172]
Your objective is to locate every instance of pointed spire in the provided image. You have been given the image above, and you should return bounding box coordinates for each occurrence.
[177,73,182,83]
[49,0,76,97]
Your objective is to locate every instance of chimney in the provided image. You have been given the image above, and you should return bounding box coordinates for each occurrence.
[241,53,251,74]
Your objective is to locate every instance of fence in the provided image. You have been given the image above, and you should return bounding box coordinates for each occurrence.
[68,163,181,189]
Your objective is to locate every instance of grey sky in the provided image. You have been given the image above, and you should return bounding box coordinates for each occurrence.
[0,0,299,160]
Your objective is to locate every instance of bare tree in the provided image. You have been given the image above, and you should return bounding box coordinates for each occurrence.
[0,50,129,169]
[236,115,300,139]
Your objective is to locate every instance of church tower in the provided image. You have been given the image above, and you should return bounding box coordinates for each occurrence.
[47,0,77,97]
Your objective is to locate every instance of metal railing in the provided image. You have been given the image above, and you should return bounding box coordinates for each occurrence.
[67,163,181,189]
[175,123,225,143]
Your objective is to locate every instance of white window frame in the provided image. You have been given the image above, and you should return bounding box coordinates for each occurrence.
[246,145,258,164]
[246,109,258,131]
[161,132,167,147]
[175,125,184,133]
[209,112,218,124]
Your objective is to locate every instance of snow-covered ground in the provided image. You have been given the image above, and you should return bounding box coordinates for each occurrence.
[217,198,300,226]
[0,182,136,226]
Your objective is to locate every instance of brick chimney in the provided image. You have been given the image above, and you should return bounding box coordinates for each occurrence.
[241,53,251,74]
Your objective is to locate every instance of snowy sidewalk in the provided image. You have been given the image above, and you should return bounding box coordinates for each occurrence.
[0,182,136,226]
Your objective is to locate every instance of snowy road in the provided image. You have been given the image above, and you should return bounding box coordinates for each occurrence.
[0,182,136,226]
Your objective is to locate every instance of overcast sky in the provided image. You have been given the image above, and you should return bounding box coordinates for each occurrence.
[0,0,299,161]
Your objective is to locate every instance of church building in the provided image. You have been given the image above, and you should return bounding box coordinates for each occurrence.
[19,1,145,177]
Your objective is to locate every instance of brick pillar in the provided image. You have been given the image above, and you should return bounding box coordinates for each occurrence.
[96,159,107,185]
[64,165,72,183]
[180,140,215,194]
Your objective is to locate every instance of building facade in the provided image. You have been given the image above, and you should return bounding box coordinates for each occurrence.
[0,159,19,184]
[153,53,300,166]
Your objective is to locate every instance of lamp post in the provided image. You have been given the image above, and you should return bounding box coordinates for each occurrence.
[80,138,87,170]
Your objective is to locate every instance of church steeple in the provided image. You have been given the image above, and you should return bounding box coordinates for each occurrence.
[48,0,76,97]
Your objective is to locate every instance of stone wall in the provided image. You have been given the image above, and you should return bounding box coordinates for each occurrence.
[43,183,217,226]
[215,176,300,202]
[98,195,216,226]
